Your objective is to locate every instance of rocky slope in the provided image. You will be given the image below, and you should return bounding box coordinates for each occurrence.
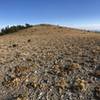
[0,25,100,100]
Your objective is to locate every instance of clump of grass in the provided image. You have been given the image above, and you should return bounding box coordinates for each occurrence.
[68,63,81,72]
[74,78,88,91]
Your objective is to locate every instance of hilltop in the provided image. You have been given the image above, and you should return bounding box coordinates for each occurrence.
[0,24,100,100]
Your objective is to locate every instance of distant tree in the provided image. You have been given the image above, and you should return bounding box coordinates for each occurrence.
[25,23,32,28]
[0,23,33,36]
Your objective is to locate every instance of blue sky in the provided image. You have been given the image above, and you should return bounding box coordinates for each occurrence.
[0,0,100,30]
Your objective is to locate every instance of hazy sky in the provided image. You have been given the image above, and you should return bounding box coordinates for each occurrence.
[0,0,100,30]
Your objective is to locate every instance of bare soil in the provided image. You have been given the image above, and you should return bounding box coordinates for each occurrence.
[0,25,100,100]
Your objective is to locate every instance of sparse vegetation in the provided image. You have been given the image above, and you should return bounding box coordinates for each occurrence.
[0,24,33,35]
[74,78,88,91]
[0,25,100,100]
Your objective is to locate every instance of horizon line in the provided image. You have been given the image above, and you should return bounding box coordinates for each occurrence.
[0,23,100,32]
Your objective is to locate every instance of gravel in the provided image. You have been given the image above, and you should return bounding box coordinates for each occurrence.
[0,25,100,100]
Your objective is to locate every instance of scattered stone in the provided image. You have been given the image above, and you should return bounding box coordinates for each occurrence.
[95,70,100,78]
[94,86,100,99]
[27,39,31,42]
[96,46,100,51]
[92,49,96,54]
[40,82,49,91]
[17,97,22,100]
[0,25,100,100]
[26,58,32,61]
[26,82,34,89]
[12,44,17,47]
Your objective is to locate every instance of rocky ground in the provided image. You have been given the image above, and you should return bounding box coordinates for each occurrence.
[0,25,100,100]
